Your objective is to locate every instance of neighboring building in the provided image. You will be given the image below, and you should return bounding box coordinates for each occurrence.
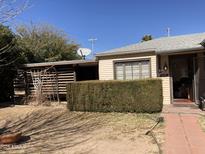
[96,33,205,104]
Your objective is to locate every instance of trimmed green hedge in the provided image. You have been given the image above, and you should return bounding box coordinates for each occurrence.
[67,79,163,113]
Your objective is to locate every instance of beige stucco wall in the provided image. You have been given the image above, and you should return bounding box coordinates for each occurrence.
[98,53,172,104]
[160,77,172,104]
[159,55,172,104]
[98,53,157,80]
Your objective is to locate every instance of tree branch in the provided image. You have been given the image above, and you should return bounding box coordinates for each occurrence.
[0,0,30,23]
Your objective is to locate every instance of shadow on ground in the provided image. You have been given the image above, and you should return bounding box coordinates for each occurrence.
[0,108,104,153]
[0,102,14,108]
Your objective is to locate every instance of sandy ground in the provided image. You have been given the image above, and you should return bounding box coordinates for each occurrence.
[0,105,164,154]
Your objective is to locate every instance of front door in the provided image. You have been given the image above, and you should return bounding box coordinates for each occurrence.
[169,54,195,102]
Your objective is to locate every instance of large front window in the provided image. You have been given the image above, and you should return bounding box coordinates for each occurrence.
[114,59,151,80]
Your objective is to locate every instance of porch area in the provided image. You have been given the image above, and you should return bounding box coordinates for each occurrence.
[158,51,205,105]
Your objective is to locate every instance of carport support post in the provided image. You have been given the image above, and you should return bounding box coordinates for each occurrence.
[74,70,76,82]
[24,70,29,104]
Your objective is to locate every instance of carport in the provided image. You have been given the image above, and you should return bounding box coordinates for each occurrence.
[14,60,98,102]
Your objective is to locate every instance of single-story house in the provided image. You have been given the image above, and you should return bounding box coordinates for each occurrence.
[96,32,205,104]
[14,32,205,105]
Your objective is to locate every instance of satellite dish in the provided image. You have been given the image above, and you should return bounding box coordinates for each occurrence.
[77,48,91,59]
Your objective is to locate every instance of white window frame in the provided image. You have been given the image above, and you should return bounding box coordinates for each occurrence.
[114,59,151,80]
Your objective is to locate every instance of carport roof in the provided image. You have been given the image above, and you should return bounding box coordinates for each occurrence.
[23,60,97,68]
[96,32,205,57]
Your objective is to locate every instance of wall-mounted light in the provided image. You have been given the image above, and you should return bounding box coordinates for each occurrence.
[163,63,168,71]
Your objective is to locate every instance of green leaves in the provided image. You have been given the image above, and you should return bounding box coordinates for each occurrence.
[141,35,153,42]
[67,79,163,113]
[0,24,20,102]
[16,24,81,63]
[0,24,20,67]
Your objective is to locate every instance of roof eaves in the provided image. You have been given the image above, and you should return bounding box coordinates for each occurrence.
[156,46,205,55]
[96,49,156,57]
[23,60,97,68]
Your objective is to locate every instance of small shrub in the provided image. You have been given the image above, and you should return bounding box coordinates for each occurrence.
[67,79,163,113]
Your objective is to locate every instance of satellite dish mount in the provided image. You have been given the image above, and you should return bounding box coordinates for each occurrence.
[77,48,91,60]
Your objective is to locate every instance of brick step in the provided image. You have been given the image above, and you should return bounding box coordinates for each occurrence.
[172,103,198,108]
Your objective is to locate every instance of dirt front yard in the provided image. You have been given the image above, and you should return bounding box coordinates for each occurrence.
[0,105,164,154]
[199,115,205,131]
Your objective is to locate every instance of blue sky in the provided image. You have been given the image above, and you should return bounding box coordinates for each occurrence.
[11,0,205,55]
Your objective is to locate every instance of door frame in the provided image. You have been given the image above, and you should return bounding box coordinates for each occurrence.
[169,54,196,103]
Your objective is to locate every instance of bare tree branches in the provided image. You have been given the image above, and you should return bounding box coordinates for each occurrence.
[0,0,30,23]
[0,0,30,66]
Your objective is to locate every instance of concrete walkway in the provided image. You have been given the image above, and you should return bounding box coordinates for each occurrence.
[163,105,205,154]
